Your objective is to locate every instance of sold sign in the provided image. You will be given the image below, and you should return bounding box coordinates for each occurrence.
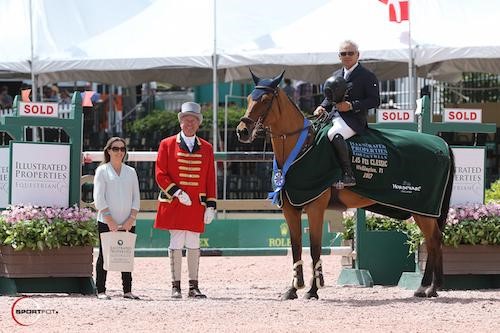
[443,108,482,123]
[19,102,59,118]
[377,109,414,123]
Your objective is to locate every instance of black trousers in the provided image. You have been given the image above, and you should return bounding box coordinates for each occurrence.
[95,222,136,294]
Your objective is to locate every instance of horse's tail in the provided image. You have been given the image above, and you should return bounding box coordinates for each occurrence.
[437,147,455,231]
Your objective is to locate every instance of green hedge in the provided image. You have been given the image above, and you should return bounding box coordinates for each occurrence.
[127,106,246,135]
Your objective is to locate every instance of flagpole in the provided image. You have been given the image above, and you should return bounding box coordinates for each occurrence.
[407,0,415,111]
[29,0,36,102]
[212,0,218,152]
[29,0,39,142]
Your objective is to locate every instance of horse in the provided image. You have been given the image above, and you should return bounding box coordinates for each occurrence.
[236,71,455,300]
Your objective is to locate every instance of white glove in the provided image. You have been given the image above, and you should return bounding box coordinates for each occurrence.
[174,189,192,206]
[204,207,216,224]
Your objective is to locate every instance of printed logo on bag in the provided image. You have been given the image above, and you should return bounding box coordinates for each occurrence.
[117,240,123,245]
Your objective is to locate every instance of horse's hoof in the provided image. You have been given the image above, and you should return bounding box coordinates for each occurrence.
[280,288,298,300]
[304,290,319,300]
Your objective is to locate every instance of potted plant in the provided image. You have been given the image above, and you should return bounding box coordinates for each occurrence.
[0,205,98,278]
[340,182,500,286]
[414,202,500,275]
[340,211,415,285]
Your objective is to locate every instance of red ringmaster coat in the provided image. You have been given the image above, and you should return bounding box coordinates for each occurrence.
[154,133,217,233]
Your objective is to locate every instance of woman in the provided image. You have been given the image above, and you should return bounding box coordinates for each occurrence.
[93,137,141,300]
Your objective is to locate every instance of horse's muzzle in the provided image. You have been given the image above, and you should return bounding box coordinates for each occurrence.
[237,116,257,143]
[236,124,251,143]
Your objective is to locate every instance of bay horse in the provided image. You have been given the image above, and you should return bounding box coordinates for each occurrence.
[236,71,455,300]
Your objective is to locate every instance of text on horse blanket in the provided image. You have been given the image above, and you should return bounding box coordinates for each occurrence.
[278,126,451,217]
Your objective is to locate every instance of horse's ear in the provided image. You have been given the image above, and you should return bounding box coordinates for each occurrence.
[271,70,285,88]
[249,68,260,85]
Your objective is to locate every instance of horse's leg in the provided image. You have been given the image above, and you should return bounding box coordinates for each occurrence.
[303,191,330,300]
[413,214,443,298]
[280,199,304,300]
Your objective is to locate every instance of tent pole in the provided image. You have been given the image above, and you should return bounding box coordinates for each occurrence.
[29,0,38,142]
[212,0,218,152]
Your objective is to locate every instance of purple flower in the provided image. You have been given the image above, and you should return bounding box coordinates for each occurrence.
[0,204,96,224]
[449,203,500,224]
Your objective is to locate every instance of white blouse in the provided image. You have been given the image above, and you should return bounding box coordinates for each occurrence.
[93,163,140,225]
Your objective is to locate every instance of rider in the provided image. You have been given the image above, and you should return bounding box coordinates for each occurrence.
[314,40,380,187]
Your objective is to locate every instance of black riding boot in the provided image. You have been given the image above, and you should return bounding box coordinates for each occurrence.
[331,133,356,187]
[172,280,182,299]
[188,280,207,299]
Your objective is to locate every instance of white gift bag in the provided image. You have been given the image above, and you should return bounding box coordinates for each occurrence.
[100,231,137,272]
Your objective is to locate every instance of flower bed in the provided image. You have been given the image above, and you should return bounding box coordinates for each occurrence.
[0,205,98,251]
[341,202,500,254]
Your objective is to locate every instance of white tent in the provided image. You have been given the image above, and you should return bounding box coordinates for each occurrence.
[1,0,335,86]
[221,0,500,83]
[1,0,500,85]
[221,0,411,83]
[0,0,31,77]
[32,0,216,86]
[413,0,500,81]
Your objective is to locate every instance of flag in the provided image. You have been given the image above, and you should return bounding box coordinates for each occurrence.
[378,0,409,23]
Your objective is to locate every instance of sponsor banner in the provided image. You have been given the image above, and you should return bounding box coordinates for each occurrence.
[450,147,485,205]
[443,108,482,123]
[377,109,414,123]
[10,142,70,207]
[0,147,8,208]
[19,102,59,118]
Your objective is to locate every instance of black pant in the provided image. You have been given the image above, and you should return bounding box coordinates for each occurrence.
[96,222,136,294]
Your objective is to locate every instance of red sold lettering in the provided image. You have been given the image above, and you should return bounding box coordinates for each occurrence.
[449,111,477,121]
[382,111,409,120]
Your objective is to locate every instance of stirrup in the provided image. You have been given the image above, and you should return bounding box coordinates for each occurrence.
[341,173,356,187]
[342,179,356,187]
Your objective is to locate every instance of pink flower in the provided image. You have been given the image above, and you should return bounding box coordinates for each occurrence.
[0,205,95,224]
[449,203,500,225]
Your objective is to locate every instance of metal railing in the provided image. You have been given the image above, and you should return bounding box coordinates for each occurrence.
[81,151,277,212]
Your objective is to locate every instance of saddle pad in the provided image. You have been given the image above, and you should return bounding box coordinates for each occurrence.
[281,125,451,217]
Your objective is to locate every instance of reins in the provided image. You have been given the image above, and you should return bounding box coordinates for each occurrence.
[247,86,318,139]
[242,85,327,165]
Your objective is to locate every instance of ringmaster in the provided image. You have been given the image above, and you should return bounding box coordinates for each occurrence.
[154,102,217,298]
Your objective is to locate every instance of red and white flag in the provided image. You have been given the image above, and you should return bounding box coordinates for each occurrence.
[378,0,409,23]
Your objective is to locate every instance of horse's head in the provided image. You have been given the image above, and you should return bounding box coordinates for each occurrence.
[236,70,284,143]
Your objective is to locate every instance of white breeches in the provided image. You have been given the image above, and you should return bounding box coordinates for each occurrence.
[327,116,356,141]
[169,230,200,249]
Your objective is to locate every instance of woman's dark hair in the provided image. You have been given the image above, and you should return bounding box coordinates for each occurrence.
[102,137,127,164]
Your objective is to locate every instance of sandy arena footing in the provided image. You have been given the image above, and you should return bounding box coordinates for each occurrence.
[1,255,499,333]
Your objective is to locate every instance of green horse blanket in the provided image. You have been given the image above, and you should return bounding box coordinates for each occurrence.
[275,126,452,218]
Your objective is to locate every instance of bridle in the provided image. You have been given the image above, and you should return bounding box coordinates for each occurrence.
[239,85,278,138]
[240,85,311,141]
